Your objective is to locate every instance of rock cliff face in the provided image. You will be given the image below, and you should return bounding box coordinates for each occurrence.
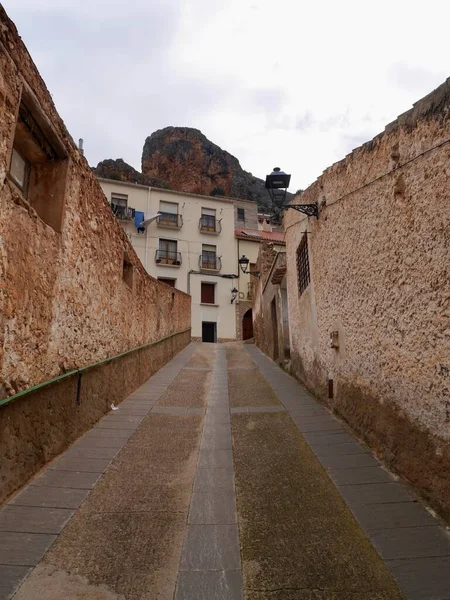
[141,127,273,208]
[94,128,290,211]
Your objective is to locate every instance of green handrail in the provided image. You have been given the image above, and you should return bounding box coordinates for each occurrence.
[0,327,191,409]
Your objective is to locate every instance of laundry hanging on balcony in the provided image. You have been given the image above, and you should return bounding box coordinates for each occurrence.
[134,211,145,232]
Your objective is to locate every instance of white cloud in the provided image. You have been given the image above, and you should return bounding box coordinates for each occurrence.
[4,0,450,191]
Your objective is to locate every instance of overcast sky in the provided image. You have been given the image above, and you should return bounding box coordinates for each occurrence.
[4,0,449,191]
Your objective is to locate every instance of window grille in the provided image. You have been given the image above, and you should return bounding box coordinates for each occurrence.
[296,234,310,295]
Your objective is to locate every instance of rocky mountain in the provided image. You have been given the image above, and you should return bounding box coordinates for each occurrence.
[93,127,292,212]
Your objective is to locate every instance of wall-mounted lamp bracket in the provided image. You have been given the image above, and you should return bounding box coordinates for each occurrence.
[284,203,319,218]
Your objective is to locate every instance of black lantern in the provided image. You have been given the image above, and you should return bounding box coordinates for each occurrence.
[265,167,318,219]
[238,255,260,277]
[231,287,239,304]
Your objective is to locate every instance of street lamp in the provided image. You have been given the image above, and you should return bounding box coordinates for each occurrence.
[238,255,260,277]
[231,287,239,304]
[265,167,318,219]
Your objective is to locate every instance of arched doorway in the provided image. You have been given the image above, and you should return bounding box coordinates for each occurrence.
[242,309,253,340]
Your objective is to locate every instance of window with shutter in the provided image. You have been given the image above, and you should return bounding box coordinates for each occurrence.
[201,282,215,304]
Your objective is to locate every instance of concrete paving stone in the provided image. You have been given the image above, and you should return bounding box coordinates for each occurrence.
[288,407,327,417]
[198,450,233,469]
[0,531,57,566]
[112,408,149,416]
[369,526,450,560]
[188,493,237,525]
[207,406,231,414]
[95,420,140,430]
[74,436,127,449]
[200,435,232,451]
[100,414,144,423]
[203,424,232,437]
[176,570,243,600]
[85,428,133,439]
[49,457,111,473]
[318,452,380,469]
[337,482,413,506]
[0,506,73,534]
[186,408,206,415]
[247,406,286,413]
[60,445,119,460]
[294,420,344,433]
[204,414,231,425]
[312,442,368,456]
[349,502,438,532]
[230,407,248,414]
[180,524,241,571]
[301,431,356,445]
[193,468,235,494]
[291,414,338,425]
[386,556,450,600]
[0,565,32,600]
[10,486,90,510]
[328,466,394,486]
[151,407,187,414]
[32,470,101,490]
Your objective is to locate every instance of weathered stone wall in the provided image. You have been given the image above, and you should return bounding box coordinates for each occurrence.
[0,8,191,500]
[234,199,259,228]
[284,79,450,520]
[235,300,253,340]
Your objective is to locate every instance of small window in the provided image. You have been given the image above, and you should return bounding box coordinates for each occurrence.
[201,244,217,269]
[10,148,30,193]
[201,207,216,231]
[296,234,310,295]
[157,239,180,265]
[111,193,128,207]
[237,208,245,221]
[158,277,176,288]
[201,282,215,304]
[8,91,69,232]
[123,252,134,289]
[159,201,179,225]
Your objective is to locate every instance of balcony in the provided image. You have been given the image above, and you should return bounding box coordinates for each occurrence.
[199,254,222,272]
[111,203,135,221]
[199,216,222,234]
[155,250,182,267]
[157,212,183,229]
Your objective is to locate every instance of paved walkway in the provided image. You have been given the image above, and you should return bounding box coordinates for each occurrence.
[0,343,449,599]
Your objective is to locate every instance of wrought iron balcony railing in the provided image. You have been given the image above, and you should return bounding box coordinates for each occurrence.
[111,203,134,220]
[157,212,183,229]
[199,216,222,234]
[199,254,222,271]
[155,250,182,266]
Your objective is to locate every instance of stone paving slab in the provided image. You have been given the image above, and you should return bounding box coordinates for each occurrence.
[386,556,450,600]
[193,468,235,494]
[62,446,120,460]
[0,532,57,566]
[71,436,127,449]
[0,506,73,534]
[48,457,110,473]
[0,566,32,600]
[369,526,450,560]
[301,431,356,445]
[180,524,241,571]
[350,502,438,532]
[198,449,233,469]
[176,571,243,600]
[84,428,133,439]
[201,434,232,451]
[188,493,237,525]
[338,482,414,506]
[95,420,141,430]
[312,441,368,456]
[32,470,101,490]
[318,452,379,469]
[10,486,90,510]
[328,466,394,486]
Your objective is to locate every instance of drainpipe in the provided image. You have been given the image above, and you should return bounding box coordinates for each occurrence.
[145,186,151,272]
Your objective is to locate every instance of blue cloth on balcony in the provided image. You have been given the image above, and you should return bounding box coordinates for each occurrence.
[134,211,145,231]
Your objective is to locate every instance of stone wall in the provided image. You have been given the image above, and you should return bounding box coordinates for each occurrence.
[0,8,191,501]
[234,199,258,229]
[235,299,253,340]
[284,79,450,521]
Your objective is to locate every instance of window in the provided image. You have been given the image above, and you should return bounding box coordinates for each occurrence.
[201,207,216,232]
[201,282,215,304]
[158,277,176,288]
[111,193,133,220]
[296,234,310,295]
[159,201,179,226]
[157,239,180,265]
[123,252,134,289]
[10,148,30,193]
[201,244,217,270]
[111,193,128,207]
[237,208,245,221]
[8,90,69,232]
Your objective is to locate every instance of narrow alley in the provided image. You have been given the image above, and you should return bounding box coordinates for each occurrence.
[1,343,449,600]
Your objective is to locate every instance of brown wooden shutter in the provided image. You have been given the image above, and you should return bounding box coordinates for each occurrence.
[201,283,215,304]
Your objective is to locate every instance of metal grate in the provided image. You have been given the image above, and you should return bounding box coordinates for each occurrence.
[296,234,310,295]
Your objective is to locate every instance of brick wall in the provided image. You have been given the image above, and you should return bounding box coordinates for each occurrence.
[284,78,450,521]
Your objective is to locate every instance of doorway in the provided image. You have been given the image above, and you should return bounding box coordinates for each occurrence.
[202,321,217,343]
[271,298,279,360]
[242,309,253,340]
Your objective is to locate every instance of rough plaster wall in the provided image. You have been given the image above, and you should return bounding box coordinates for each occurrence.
[0,9,191,399]
[234,200,258,228]
[283,79,450,517]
